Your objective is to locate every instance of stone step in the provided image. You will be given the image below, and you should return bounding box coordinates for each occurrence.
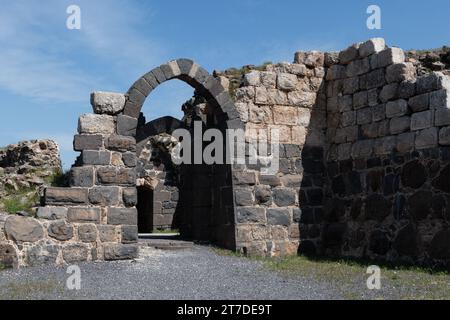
[138,234,194,250]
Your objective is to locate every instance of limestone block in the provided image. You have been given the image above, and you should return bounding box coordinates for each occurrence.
[78,114,115,134]
[91,92,125,115]
[273,106,297,125]
[243,71,261,86]
[287,91,316,107]
[277,73,298,91]
[260,71,277,87]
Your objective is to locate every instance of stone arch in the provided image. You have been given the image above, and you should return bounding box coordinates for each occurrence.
[123,58,243,131]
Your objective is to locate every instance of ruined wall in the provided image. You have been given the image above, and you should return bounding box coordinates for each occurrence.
[322,39,450,266]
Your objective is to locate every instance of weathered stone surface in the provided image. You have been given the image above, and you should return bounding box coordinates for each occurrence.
[45,187,88,205]
[70,166,94,188]
[430,89,450,108]
[359,38,385,57]
[378,47,405,67]
[408,190,432,220]
[235,189,254,206]
[353,91,368,109]
[97,167,136,185]
[89,186,120,206]
[365,194,391,221]
[365,69,385,89]
[4,216,44,242]
[393,224,418,257]
[121,225,138,244]
[432,163,450,193]
[78,114,115,134]
[243,71,261,86]
[36,207,67,220]
[439,126,450,145]
[346,58,370,77]
[98,225,117,242]
[339,44,360,64]
[380,83,398,102]
[122,188,138,207]
[91,92,125,115]
[408,93,429,112]
[415,127,438,149]
[122,152,137,167]
[385,63,415,83]
[369,230,390,255]
[435,108,450,126]
[416,73,442,94]
[410,110,432,131]
[117,115,138,137]
[258,174,281,187]
[233,171,256,185]
[351,140,373,158]
[396,132,415,153]
[277,73,298,91]
[103,244,138,260]
[82,150,111,165]
[67,207,101,223]
[106,135,136,152]
[398,80,416,99]
[0,243,18,268]
[356,107,372,125]
[254,185,272,205]
[428,228,450,259]
[62,244,89,263]
[78,224,98,242]
[73,134,103,151]
[390,116,410,134]
[273,188,296,206]
[386,99,408,118]
[48,221,73,241]
[236,207,266,223]
[287,91,316,107]
[267,208,291,226]
[26,244,59,267]
[107,207,137,225]
[401,160,427,188]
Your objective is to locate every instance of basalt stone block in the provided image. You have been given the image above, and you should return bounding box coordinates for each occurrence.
[306,189,323,206]
[339,44,360,65]
[78,114,115,134]
[389,116,410,134]
[36,207,67,220]
[435,108,450,126]
[258,174,281,187]
[106,135,136,152]
[432,163,450,193]
[353,91,368,109]
[233,171,256,185]
[322,223,347,247]
[236,207,266,223]
[380,83,399,102]
[45,187,88,205]
[439,126,450,145]
[273,188,296,206]
[122,152,137,167]
[73,134,103,151]
[48,221,74,241]
[5,216,44,242]
[176,58,194,75]
[26,244,59,267]
[97,167,136,186]
[235,189,254,206]
[365,194,391,221]
[416,73,442,94]
[117,114,138,137]
[428,228,450,259]
[408,190,432,220]
[267,208,291,226]
[378,47,405,68]
[356,107,372,125]
[430,89,450,108]
[415,127,438,149]
[398,80,416,99]
[104,244,138,260]
[255,185,272,205]
[396,132,415,153]
[63,244,89,263]
[121,225,138,244]
[107,207,137,225]
[411,110,432,131]
[70,166,94,187]
[386,62,415,83]
[122,188,138,207]
[91,92,125,115]
[0,243,18,268]
[408,93,429,113]
[82,150,111,166]
[369,230,390,255]
[365,69,385,89]
[67,207,101,223]
[401,160,427,188]
[78,224,98,242]
[160,61,181,80]
[346,58,370,77]
[89,186,120,206]
[131,78,153,96]
[98,225,117,242]
[386,99,408,118]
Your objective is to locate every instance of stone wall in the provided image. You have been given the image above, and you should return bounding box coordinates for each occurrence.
[1,40,449,268]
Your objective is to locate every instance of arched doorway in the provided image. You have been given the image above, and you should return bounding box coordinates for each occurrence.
[124,59,243,249]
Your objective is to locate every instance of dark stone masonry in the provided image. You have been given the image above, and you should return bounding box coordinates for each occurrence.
[1,38,449,268]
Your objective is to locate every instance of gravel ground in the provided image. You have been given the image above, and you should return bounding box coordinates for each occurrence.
[0,245,447,300]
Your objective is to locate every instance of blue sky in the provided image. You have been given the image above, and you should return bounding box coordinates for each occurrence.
[0,0,448,169]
